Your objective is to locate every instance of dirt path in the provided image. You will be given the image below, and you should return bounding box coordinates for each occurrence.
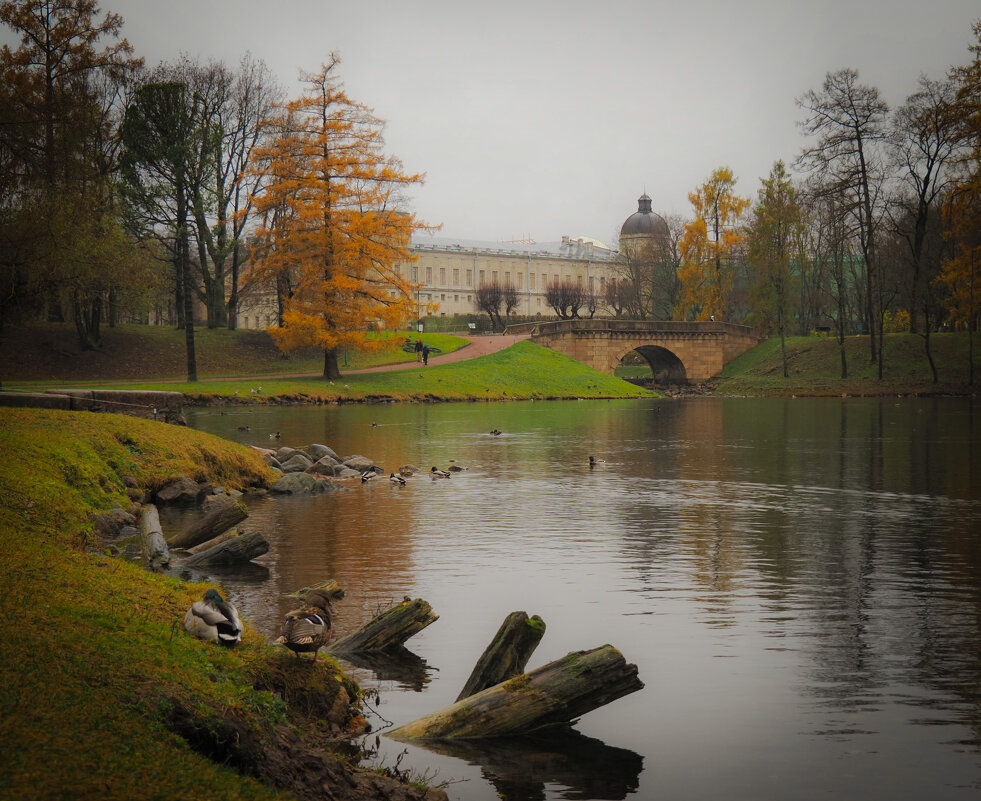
[351,334,528,374]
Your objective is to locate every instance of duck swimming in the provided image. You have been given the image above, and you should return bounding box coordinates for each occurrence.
[431,466,451,478]
[274,589,334,661]
[183,589,243,647]
[361,470,376,483]
[390,472,407,486]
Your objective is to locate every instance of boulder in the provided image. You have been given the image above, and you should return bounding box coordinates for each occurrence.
[335,467,362,479]
[275,446,299,462]
[270,472,334,494]
[308,443,340,462]
[307,456,341,476]
[280,453,314,473]
[342,454,377,473]
[398,464,422,475]
[155,476,202,505]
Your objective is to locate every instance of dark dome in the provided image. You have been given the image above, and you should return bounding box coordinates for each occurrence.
[620,193,669,238]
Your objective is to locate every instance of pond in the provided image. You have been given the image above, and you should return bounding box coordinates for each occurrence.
[186,397,981,801]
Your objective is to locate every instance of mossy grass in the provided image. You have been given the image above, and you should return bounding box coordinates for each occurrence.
[1,321,464,386]
[0,409,357,801]
[716,332,977,396]
[64,340,655,402]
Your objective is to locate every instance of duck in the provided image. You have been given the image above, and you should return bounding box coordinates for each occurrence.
[489,429,502,436]
[236,425,250,432]
[274,589,334,661]
[588,455,606,467]
[269,431,281,440]
[361,470,376,483]
[431,466,451,479]
[183,589,243,647]
[390,472,407,486]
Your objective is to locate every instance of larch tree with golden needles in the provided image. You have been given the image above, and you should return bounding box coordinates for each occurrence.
[249,55,428,379]
[677,167,750,321]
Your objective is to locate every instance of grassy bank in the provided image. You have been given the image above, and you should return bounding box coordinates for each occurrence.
[0,409,426,801]
[48,340,654,403]
[0,322,464,385]
[716,332,977,396]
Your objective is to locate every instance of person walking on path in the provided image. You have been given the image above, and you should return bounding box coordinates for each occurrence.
[422,345,430,366]
[415,339,423,362]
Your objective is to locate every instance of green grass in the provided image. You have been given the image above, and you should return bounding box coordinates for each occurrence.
[57,340,655,402]
[0,409,362,801]
[0,322,466,385]
[717,332,977,396]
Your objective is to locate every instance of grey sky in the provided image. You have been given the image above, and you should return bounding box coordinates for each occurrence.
[49,1,981,242]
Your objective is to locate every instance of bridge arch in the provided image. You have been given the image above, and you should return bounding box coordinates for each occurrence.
[616,345,688,384]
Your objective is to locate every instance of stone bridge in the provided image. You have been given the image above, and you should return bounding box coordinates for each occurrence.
[506,319,761,384]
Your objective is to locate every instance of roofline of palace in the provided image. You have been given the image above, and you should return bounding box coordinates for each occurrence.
[409,234,620,263]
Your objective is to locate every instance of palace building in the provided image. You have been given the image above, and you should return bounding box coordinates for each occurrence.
[234,193,667,329]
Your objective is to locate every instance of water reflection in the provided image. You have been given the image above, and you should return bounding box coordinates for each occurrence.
[187,397,981,801]
[336,647,435,692]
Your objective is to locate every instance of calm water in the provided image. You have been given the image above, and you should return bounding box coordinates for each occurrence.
[185,397,981,801]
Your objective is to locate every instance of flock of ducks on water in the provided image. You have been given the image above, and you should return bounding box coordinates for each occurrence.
[183,587,335,661]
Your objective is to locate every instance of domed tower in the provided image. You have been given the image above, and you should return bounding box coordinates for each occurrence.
[619,193,670,260]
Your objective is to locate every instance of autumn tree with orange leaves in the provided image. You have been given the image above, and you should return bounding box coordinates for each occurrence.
[249,56,429,379]
[676,167,750,321]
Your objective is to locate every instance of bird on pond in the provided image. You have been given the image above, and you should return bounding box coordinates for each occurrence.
[390,472,406,486]
[275,589,334,661]
[183,589,243,647]
[588,456,606,467]
[237,425,250,432]
[489,429,502,436]
[361,470,376,483]
[431,466,451,479]
[269,431,281,440]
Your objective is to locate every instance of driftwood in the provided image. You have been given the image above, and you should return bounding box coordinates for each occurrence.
[138,504,170,571]
[166,496,248,549]
[457,611,545,701]
[182,530,269,567]
[327,598,438,655]
[388,644,643,741]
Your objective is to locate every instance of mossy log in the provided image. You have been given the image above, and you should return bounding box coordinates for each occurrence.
[182,530,269,567]
[388,644,643,741]
[327,598,438,655]
[138,504,169,571]
[457,611,546,701]
[166,496,248,548]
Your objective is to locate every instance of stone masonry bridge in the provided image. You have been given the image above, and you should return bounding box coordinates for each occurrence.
[506,319,762,384]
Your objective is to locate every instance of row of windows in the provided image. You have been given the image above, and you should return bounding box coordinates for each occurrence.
[395,264,607,291]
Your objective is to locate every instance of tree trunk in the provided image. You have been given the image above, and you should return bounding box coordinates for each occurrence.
[183,530,269,567]
[327,598,437,654]
[388,644,644,741]
[457,612,546,702]
[166,496,249,549]
[139,504,170,572]
[323,347,342,380]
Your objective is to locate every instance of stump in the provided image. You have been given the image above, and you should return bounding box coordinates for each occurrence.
[182,530,269,567]
[138,504,169,572]
[166,496,248,548]
[388,644,643,740]
[327,598,438,654]
[457,611,545,701]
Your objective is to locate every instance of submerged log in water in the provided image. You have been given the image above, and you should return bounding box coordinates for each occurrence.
[388,644,643,740]
[327,598,438,654]
[457,611,546,701]
[182,530,269,567]
[166,496,249,549]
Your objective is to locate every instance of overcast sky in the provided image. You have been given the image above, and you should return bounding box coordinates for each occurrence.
[33,1,981,243]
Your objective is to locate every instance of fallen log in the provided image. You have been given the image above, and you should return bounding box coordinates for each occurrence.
[388,644,643,741]
[327,598,438,654]
[182,530,269,568]
[138,504,170,571]
[457,611,546,701]
[166,496,248,549]
[184,527,241,555]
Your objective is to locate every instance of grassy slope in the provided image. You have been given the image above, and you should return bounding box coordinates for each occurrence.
[65,340,654,402]
[717,332,977,396]
[0,322,464,384]
[0,410,355,801]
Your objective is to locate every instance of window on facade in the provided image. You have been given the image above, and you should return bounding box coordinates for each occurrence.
[393,264,400,275]
[453,268,459,286]
[553,274,559,283]
[479,270,485,284]
[466,269,472,286]
[577,275,583,286]
[536,297,541,306]
[440,294,445,301]
[492,271,498,282]
[589,277,595,290]
[411,266,418,281]
[439,267,446,284]
[504,271,511,285]
[517,273,523,289]
[530,273,535,289]
[426,266,432,283]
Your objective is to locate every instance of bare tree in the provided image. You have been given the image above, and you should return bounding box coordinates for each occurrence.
[475,281,505,331]
[797,68,890,377]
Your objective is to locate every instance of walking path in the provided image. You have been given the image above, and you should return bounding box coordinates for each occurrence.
[350,334,528,374]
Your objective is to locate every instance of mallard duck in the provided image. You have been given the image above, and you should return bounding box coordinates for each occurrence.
[489,429,502,436]
[588,455,606,467]
[390,472,406,486]
[269,431,281,440]
[274,589,334,661]
[361,470,376,483]
[183,589,243,647]
[431,466,451,478]
[236,425,250,432]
